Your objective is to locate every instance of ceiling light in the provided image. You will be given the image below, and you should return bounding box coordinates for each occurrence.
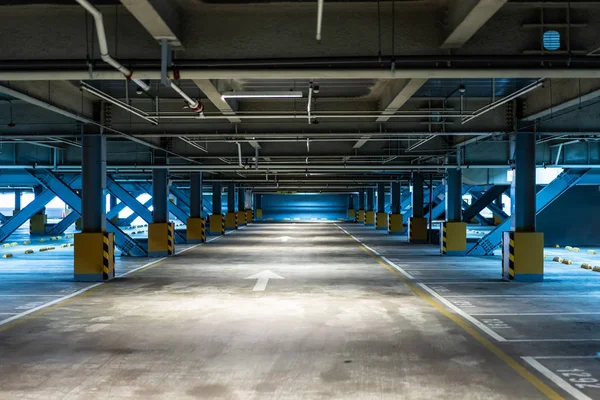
[221,91,303,100]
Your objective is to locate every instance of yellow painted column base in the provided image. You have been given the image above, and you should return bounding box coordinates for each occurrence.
[255,209,263,219]
[493,215,503,225]
[348,209,356,220]
[225,212,238,229]
[356,210,365,223]
[237,211,247,226]
[375,212,388,230]
[186,217,206,243]
[74,232,115,282]
[148,222,175,257]
[246,209,253,223]
[388,214,404,234]
[409,217,428,243]
[75,217,82,230]
[209,214,225,235]
[365,210,375,226]
[502,231,544,282]
[30,214,47,235]
[441,222,467,255]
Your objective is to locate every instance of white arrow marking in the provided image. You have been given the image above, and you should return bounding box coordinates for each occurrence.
[244,270,285,291]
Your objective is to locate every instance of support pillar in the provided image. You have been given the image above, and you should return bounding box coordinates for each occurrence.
[74,107,115,281]
[109,194,118,224]
[30,185,47,235]
[375,183,387,230]
[503,129,543,281]
[245,190,254,223]
[441,168,467,255]
[409,173,427,243]
[148,168,174,257]
[237,186,246,226]
[347,194,356,220]
[389,181,403,234]
[356,189,365,223]
[493,195,504,225]
[187,172,206,243]
[365,188,375,226]
[225,183,237,230]
[255,194,263,220]
[209,182,225,235]
[13,190,21,216]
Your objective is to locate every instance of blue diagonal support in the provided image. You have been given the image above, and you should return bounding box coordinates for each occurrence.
[0,190,55,243]
[405,184,445,219]
[470,191,509,220]
[27,170,147,257]
[467,169,591,255]
[107,178,186,243]
[106,191,144,222]
[122,199,152,227]
[462,200,490,225]
[426,184,472,222]
[0,213,9,224]
[168,201,189,224]
[169,185,191,211]
[46,212,80,235]
[462,185,509,222]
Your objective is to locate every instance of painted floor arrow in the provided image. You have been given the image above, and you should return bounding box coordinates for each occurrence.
[244,270,285,291]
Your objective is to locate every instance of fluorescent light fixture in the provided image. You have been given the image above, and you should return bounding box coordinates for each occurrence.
[221,91,303,100]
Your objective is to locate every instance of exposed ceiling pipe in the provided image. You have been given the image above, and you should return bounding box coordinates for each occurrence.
[461,79,545,124]
[154,113,473,120]
[0,84,200,165]
[316,0,324,42]
[307,84,313,125]
[75,0,150,92]
[80,82,158,125]
[160,39,204,114]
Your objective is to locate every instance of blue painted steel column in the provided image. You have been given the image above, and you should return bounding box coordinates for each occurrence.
[366,188,374,211]
[81,127,106,232]
[14,190,21,211]
[390,181,401,214]
[190,172,203,218]
[412,173,424,218]
[152,169,169,223]
[227,183,236,213]
[512,132,536,232]
[376,183,385,212]
[109,194,118,211]
[348,194,354,209]
[255,194,262,210]
[445,169,462,222]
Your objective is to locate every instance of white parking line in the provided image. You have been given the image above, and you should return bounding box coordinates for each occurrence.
[522,357,593,400]
[530,356,599,359]
[0,228,237,328]
[509,339,600,342]
[471,312,600,316]
[381,256,415,280]
[417,283,507,342]
[443,294,600,298]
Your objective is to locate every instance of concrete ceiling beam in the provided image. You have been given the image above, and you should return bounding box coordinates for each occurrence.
[441,0,508,49]
[120,0,182,46]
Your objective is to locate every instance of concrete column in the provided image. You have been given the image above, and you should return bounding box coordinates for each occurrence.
[445,169,463,222]
[376,183,385,212]
[14,190,21,212]
[255,194,262,210]
[190,172,203,218]
[227,183,236,213]
[81,129,106,232]
[348,194,354,209]
[502,129,543,282]
[152,169,169,224]
[390,181,401,214]
[366,188,374,211]
[213,182,222,214]
[512,132,536,232]
[412,173,424,218]
[358,190,365,210]
[75,104,115,281]
[34,185,45,215]
[237,185,246,225]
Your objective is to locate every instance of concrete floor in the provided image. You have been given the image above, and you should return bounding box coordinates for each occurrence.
[0,223,598,399]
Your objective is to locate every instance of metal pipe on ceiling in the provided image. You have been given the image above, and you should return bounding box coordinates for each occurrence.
[74,0,150,92]
[316,0,324,41]
[153,113,473,120]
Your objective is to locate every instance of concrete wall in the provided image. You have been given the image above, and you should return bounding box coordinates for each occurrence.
[538,186,600,246]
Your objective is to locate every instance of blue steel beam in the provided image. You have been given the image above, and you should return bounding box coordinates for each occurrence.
[169,185,191,212]
[121,199,152,226]
[107,178,186,243]
[0,190,55,242]
[27,170,147,257]
[462,200,490,225]
[467,169,591,255]
[168,201,189,224]
[0,214,9,224]
[462,185,509,222]
[426,184,471,222]
[46,212,80,235]
[406,184,445,219]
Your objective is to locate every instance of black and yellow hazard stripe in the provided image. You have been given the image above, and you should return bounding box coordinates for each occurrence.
[508,231,515,279]
[167,223,174,256]
[388,214,391,234]
[102,232,111,280]
[235,213,238,229]
[442,222,447,254]
[220,215,225,235]
[201,218,206,242]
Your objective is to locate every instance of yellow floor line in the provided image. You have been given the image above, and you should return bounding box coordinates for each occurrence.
[338,227,563,400]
